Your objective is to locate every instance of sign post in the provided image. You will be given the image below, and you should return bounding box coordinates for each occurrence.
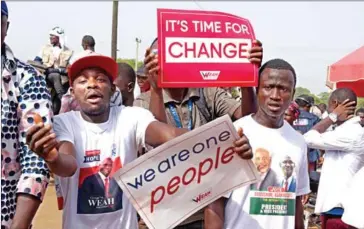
[115,115,260,229]
[157,8,258,88]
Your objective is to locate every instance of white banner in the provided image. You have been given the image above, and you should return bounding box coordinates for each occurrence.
[114,115,260,229]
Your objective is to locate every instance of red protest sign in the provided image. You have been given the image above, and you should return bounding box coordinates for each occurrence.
[157,8,258,88]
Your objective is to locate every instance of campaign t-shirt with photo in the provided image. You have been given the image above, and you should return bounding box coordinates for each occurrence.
[53,106,156,229]
[224,115,310,229]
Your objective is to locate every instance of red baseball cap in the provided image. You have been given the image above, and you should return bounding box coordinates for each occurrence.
[68,54,118,84]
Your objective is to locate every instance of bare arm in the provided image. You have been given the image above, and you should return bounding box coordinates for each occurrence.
[149,88,168,124]
[233,87,257,120]
[205,198,226,229]
[47,141,77,177]
[295,196,304,229]
[145,121,188,147]
[11,195,41,229]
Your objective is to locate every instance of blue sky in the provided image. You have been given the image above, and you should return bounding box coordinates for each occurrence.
[5,1,364,94]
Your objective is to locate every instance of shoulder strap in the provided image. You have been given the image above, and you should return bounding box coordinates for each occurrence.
[195,88,213,123]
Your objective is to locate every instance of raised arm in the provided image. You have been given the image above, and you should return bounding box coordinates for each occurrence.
[143,48,169,124]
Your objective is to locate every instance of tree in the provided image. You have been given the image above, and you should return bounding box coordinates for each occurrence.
[358,97,364,108]
[294,87,311,99]
[116,58,143,70]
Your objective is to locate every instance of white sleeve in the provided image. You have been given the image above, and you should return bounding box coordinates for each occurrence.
[134,107,156,149]
[296,146,310,196]
[304,128,354,152]
[53,116,75,144]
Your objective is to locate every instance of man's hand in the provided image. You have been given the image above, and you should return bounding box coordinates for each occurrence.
[301,194,309,205]
[144,48,159,90]
[26,122,59,163]
[333,99,356,122]
[233,128,253,159]
[248,40,263,67]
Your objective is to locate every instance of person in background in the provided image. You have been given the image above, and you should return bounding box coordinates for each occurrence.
[318,103,329,119]
[1,2,52,228]
[25,53,254,229]
[285,101,300,126]
[311,105,323,119]
[34,26,73,115]
[136,65,150,93]
[355,107,364,126]
[304,88,364,229]
[205,59,310,229]
[114,62,136,106]
[139,37,263,229]
[69,35,95,64]
[294,94,321,172]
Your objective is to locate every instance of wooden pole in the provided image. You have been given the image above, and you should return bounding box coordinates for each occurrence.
[111,0,119,60]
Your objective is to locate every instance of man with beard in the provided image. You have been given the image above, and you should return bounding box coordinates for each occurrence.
[26,53,255,229]
[205,59,310,229]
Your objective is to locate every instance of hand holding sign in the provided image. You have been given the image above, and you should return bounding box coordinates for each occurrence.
[26,113,59,163]
[233,127,253,159]
[156,8,264,88]
[144,47,160,90]
[144,38,263,89]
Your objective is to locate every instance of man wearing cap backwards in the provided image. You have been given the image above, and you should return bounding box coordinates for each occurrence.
[34,26,74,115]
[1,2,53,228]
[26,54,255,228]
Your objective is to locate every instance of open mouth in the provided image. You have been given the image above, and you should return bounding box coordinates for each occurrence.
[267,103,282,112]
[86,92,103,104]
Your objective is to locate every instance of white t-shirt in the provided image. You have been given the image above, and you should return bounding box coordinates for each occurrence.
[53,106,156,229]
[342,166,364,229]
[224,115,310,229]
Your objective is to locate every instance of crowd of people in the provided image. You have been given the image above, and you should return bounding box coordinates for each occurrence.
[1,1,364,229]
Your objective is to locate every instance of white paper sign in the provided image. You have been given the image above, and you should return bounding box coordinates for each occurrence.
[114,115,260,229]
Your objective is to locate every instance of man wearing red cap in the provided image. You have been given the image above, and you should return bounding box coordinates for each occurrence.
[2,1,53,228]
[26,53,255,228]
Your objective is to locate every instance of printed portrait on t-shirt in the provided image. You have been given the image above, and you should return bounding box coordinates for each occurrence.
[279,155,297,192]
[77,155,123,214]
[250,148,280,191]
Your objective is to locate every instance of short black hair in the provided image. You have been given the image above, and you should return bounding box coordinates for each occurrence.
[329,88,357,104]
[258,58,297,87]
[117,62,136,83]
[82,35,95,48]
[356,107,364,115]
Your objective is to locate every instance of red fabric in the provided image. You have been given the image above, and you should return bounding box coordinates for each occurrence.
[337,80,364,97]
[105,178,110,198]
[327,46,364,96]
[321,215,350,229]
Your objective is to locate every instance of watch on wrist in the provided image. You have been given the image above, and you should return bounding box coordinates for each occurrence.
[328,113,338,123]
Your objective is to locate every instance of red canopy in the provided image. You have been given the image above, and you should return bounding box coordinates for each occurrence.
[326,46,364,97]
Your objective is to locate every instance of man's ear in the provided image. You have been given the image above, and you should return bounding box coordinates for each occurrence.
[128,82,135,93]
[70,87,75,98]
[291,89,296,100]
[110,84,116,97]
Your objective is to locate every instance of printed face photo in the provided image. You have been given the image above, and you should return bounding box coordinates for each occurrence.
[280,156,295,179]
[254,148,271,174]
[99,158,113,177]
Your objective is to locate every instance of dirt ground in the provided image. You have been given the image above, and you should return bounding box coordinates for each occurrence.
[33,182,62,229]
